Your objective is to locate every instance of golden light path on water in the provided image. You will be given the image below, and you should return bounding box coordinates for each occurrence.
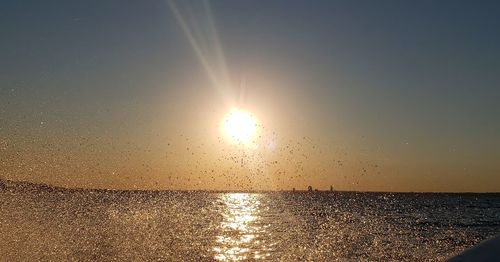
[213,193,272,260]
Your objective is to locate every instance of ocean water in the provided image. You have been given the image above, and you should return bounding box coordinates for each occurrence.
[1,182,499,261]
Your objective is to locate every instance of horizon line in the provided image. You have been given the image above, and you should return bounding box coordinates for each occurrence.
[1,178,499,194]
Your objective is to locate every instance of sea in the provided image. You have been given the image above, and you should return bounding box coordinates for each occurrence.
[1,181,499,261]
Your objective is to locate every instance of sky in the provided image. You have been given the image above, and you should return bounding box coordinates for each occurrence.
[0,0,499,192]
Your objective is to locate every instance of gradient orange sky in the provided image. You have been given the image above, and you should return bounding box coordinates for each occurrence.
[1,0,499,192]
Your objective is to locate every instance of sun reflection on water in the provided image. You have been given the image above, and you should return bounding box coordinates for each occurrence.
[213,193,271,261]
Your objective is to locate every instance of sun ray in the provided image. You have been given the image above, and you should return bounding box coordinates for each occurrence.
[167,0,233,107]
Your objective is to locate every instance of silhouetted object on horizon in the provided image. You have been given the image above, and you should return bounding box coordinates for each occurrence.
[330,185,334,192]
[307,186,312,192]
[292,187,295,192]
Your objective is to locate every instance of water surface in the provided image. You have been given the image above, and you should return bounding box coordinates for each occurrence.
[1,182,499,261]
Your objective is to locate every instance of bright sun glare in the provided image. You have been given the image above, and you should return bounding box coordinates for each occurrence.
[223,109,258,146]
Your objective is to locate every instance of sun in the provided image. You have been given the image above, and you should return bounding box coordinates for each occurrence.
[222,109,259,146]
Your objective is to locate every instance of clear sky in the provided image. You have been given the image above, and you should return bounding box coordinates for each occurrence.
[1,0,499,192]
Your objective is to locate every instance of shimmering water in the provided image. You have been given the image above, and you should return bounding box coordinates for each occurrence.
[1,182,499,261]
